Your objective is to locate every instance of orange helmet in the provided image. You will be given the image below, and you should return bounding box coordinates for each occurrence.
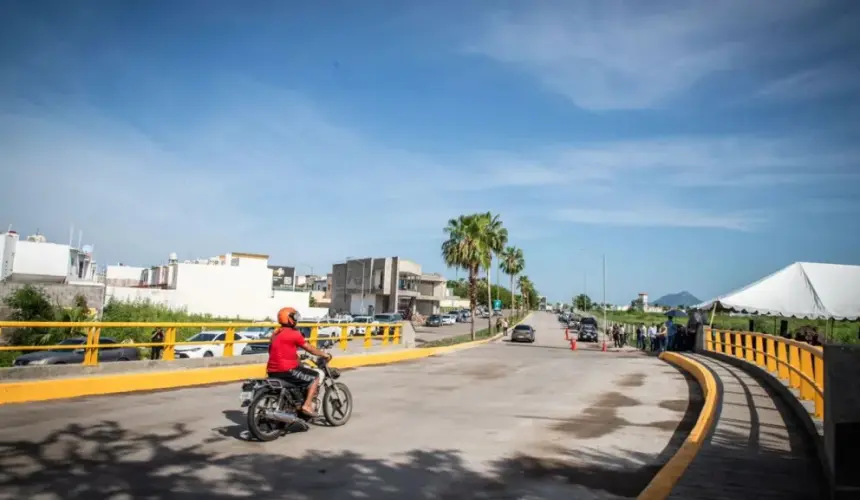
[277,307,298,327]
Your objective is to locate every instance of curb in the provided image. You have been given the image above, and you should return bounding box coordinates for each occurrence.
[637,352,720,500]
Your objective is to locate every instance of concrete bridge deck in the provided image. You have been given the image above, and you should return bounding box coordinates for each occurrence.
[0,312,701,499]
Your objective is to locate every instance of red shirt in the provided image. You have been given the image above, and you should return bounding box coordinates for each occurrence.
[266,327,307,373]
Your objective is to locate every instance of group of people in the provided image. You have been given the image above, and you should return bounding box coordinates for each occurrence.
[633,320,696,353]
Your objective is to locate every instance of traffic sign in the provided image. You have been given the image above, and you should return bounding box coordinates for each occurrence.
[492,299,502,311]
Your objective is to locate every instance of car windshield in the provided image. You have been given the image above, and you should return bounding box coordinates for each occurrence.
[513,325,531,331]
[52,338,85,351]
[429,315,441,320]
[581,318,598,326]
[374,315,392,321]
[188,332,219,342]
[353,317,369,323]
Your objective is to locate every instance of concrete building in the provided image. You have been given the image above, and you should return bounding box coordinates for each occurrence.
[331,257,446,316]
[106,252,328,320]
[1,230,98,284]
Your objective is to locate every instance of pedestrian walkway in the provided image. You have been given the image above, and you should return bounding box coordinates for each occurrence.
[669,354,826,500]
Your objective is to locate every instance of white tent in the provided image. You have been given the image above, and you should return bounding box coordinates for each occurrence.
[695,262,860,321]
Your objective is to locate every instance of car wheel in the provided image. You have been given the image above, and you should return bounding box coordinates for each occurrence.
[203,351,214,357]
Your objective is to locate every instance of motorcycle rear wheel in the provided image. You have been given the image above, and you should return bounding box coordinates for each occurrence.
[247,392,285,441]
[322,382,353,426]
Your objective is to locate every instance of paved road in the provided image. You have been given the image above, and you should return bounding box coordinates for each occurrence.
[414,309,516,344]
[0,312,701,500]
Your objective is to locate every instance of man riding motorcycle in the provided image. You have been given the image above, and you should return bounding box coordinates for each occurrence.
[266,307,332,418]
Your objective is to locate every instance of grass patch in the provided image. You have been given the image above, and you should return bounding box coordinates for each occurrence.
[597,310,860,344]
[419,313,527,348]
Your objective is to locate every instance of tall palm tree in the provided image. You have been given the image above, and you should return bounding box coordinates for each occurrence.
[500,246,525,321]
[478,212,507,333]
[441,214,486,340]
[518,275,532,314]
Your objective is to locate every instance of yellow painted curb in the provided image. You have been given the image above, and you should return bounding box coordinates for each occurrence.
[637,352,719,500]
[0,313,533,405]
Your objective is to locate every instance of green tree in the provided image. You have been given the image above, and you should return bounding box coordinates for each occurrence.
[309,294,317,307]
[517,275,533,313]
[500,246,525,322]
[479,212,508,334]
[442,214,494,340]
[574,294,593,311]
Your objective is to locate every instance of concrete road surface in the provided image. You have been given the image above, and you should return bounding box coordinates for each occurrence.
[0,312,702,500]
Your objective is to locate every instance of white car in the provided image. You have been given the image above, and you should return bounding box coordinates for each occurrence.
[175,331,249,359]
[302,319,356,340]
[236,325,274,339]
[351,315,380,335]
[441,315,457,325]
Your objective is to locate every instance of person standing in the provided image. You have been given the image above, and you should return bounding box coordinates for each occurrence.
[666,318,677,352]
[636,323,645,350]
[150,328,165,360]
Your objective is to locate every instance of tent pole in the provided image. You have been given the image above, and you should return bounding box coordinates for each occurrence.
[708,302,717,328]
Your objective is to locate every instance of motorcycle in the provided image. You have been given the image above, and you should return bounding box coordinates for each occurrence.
[239,340,353,441]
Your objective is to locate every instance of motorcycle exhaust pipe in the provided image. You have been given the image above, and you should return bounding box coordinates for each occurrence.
[268,411,299,424]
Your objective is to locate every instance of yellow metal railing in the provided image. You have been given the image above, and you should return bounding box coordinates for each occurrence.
[0,321,402,366]
[705,328,824,419]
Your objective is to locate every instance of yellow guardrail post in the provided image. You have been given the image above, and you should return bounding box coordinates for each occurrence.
[309,326,319,348]
[339,326,349,351]
[163,327,176,361]
[744,334,755,362]
[363,325,372,349]
[393,324,400,344]
[224,327,235,357]
[788,344,801,389]
[776,341,789,380]
[814,356,824,419]
[799,349,814,401]
[83,327,100,366]
[754,335,765,366]
[705,328,713,351]
[766,337,777,373]
[733,331,743,358]
[382,325,389,345]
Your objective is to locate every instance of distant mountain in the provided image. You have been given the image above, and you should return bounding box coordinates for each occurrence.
[653,291,700,308]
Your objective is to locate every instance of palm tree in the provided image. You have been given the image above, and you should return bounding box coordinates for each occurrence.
[478,212,507,333]
[518,275,533,314]
[500,246,525,322]
[441,214,486,340]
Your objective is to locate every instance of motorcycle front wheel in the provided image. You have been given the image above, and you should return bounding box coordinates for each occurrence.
[247,391,285,441]
[322,382,353,426]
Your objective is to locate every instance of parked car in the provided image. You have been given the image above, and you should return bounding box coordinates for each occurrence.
[13,337,140,366]
[577,317,599,342]
[236,325,274,339]
[351,315,379,335]
[175,331,249,359]
[425,315,443,327]
[441,314,457,325]
[510,324,536,343]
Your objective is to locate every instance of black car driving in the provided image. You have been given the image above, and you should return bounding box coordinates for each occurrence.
[578,317,599,342]
[425,315,443,327]
[510,324,536,343]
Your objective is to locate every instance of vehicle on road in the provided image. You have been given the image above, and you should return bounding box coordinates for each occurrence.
[510,324,536,343]
[441,314,457,325]
[577,317,599,342]
[240,340,352,441]
[175,331,250,358]
[13,337,140,366]
[351,315,378,335]
[237,325,274,339]
[425,315,443,327]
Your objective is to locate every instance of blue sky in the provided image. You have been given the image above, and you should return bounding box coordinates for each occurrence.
[2,1,859,305]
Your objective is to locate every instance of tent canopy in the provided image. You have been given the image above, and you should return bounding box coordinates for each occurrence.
[695,262,860,321]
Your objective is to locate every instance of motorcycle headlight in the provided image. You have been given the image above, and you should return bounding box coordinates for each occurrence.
[329,368,341,379]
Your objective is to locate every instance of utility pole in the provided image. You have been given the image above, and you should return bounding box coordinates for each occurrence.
[602,254,607,341]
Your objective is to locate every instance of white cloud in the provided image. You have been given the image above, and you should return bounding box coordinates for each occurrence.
[466,0,829,109]
[552,207,764,232]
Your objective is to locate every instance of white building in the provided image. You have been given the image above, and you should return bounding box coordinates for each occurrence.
[0,230,98,284]
[331,257,446,316]
[105,251,328,320]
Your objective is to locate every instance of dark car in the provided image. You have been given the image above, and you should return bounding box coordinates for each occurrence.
[425,315,443,327]
[578,317,599,342]
[13,337,140,366]
[510,324,536,343]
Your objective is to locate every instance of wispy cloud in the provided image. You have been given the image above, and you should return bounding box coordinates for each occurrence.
[552,207,765,232]
[466,1,854,110]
